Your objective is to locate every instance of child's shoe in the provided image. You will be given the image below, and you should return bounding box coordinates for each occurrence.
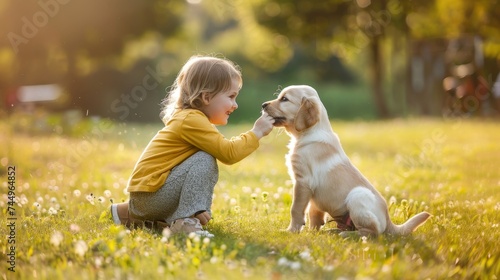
[110,202,168,231]
[110,202,128,225]
[169,217,214,237]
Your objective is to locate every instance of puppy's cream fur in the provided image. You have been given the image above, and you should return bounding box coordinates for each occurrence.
[262,85,430,236]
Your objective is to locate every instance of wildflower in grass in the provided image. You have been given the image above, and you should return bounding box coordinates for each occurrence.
[104,190,112,197]
[74,240,88,257]
[94,256,103,268]
[50,231,63,247]
[278,257,290,266]
[361,236,368,244]
[299,250,312,261]
[251,193,257,200]
[261,191,269,202]
[50,197,57,204]
[69,223,81,233]
[389,196,397,206]
[19,195,28,206]
[97,196,105,204]
[203,237,210,245]
[188,232,197,239]
[401,199,408,207]
[86,194,95,205]
[191,234,201,244]
[230,198,237,205]
[48,207,58,215]
[73,190,81,197]
[162,228,172,239]
[290,261,301,270]
[32,202,41,210]
[116,230,129,242]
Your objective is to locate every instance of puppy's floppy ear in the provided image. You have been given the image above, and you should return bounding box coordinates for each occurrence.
[294,97,320,132]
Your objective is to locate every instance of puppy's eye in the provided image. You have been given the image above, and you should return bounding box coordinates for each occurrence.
[280,96,288,102]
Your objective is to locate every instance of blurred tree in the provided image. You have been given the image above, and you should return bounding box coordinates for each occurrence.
[251,0,395,117]
[196,0,294,72]
[0,0,182,108]
[409,0,500,62]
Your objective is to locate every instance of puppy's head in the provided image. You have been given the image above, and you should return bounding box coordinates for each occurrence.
[262,85,320,133]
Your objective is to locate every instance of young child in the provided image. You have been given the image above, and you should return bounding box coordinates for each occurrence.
[110,55,275,237]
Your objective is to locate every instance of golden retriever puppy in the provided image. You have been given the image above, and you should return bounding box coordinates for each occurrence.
[262,85,431,237]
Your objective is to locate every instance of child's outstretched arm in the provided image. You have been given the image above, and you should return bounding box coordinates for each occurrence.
[251,112,275,139]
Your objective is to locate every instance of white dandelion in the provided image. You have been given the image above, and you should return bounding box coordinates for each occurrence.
[74,240,88,257]
[50,231,63,247]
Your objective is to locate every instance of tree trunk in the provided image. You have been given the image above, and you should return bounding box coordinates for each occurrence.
[405,25,414,115]
[64,48,79,109]
[370,35,390,118]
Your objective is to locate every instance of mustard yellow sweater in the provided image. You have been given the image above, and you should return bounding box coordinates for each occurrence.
[127,109,259,192]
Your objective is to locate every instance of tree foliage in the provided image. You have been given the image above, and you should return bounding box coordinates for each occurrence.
[1,0,500,119]
[0,0,182,84]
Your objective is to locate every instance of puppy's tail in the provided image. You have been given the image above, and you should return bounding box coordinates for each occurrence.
[386,212,431,236]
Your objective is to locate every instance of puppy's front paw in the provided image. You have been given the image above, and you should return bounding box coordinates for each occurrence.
[287,224,304,233]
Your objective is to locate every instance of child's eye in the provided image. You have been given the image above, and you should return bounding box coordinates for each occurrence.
[280,96,288,102]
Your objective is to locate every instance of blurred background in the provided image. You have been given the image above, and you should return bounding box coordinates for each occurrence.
[1,0,500,132]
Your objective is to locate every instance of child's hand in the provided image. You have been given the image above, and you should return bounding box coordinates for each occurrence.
[195,211,212,225]
[251,112,275,139]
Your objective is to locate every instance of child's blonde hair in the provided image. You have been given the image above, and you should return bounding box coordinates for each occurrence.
[160,55,242,124]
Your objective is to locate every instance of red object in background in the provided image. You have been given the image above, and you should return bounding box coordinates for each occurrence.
[4,87,19,110]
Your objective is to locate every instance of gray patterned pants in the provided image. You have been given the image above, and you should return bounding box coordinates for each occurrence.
[129,151,218,225]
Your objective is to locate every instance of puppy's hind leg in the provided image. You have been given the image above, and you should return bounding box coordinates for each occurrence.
[308,201,325,230]
[345,187,385,237]
[338,217,380,238]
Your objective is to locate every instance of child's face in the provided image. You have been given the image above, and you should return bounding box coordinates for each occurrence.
[200,78,240,125]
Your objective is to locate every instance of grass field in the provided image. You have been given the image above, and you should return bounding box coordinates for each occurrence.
[1,117,499,279]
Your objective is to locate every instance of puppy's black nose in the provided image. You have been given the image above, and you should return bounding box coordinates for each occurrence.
[262,102,269,109]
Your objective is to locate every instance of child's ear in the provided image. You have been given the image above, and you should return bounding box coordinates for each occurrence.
[201,92,211,105]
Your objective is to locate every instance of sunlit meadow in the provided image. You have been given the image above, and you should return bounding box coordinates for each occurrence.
[1,115,499,279]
